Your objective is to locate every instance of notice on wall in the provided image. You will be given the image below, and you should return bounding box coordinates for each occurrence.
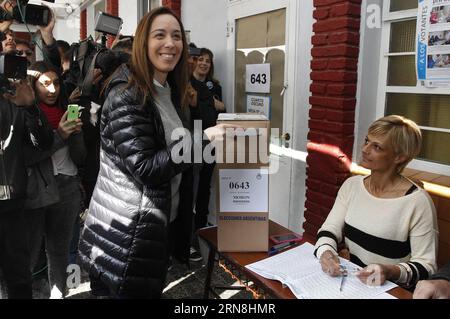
[246,63,271,93]
[417,0,450,85]
[219,168,269,213]
[246,95,271,118]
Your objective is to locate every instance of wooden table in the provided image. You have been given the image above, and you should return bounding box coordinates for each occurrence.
[198,220,412,299]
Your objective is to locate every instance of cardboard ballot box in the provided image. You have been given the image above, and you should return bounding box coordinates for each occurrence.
[215,114,270,252]
[215,113,270,165]
[217,212,269,252]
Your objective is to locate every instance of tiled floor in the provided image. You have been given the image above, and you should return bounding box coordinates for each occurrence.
[31,258,253,299]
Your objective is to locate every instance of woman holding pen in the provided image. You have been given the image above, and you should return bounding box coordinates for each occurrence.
[314,115,438,289]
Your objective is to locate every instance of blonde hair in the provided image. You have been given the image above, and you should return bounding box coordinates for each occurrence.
[368,115,422,173]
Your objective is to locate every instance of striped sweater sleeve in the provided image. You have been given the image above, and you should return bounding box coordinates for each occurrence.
[399,192,438,286]
[314,178,353,258]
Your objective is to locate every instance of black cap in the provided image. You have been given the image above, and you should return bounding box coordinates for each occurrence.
[188,43,201,56]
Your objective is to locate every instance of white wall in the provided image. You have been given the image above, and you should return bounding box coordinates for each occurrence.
[181,0,228,98]
[354,0,383,162]
[119,0,139,36]
[86,5,96,38]
[54,15,80,45]
[289,0,313,233]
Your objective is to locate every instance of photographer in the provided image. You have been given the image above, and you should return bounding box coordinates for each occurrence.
[61,17,129,214]
[1,29,15,52]
[0,31,54,298]
[16,38,34,65]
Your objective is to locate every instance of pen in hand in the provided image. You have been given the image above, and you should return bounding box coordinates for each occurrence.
[339,265,348,292]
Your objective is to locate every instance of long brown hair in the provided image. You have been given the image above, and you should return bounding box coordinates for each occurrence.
[200,47,219,84]
[129,7,189,107]
[28,61,65,110]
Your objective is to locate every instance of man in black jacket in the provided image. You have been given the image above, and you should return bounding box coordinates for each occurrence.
[0,79,54,299]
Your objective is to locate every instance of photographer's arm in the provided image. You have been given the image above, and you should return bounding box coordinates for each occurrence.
[24,111,84,166]
[3,80,54,151]
[39,8,63,76]
[0,20,12,33]
[23,103,54,152]
[38,6,56,46]
[24,130,65,166]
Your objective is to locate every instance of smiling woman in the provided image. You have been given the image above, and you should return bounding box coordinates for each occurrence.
[78,6,235,299]
[147,14,183,84]
[315,115,438,290]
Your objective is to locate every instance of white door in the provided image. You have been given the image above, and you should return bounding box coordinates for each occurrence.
[225,0,313,232]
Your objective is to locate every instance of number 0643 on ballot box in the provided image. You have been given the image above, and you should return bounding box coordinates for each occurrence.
[215,114,270,252]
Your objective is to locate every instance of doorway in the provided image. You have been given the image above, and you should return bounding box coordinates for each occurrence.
[225,0,313,232]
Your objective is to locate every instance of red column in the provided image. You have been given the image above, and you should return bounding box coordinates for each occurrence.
[80,9,87,40]
[162,0,181,18]
[106,0,119,47]
[303,1,362,238]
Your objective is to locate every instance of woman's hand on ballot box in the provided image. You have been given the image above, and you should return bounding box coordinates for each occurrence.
[204,124,243,143]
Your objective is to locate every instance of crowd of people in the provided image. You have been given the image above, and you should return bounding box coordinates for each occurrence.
[0,1,449,299]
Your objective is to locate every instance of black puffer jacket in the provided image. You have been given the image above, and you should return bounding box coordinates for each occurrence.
[189,76,218,130]
[78,64,194,298]
[0,99,54,202]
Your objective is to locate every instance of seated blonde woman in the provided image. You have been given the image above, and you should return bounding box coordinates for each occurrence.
[314,115,438,288]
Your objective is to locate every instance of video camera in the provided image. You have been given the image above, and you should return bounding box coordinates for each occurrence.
[0,51,28,95]
[67,44,129,105]
[63,11,127,104]
[0,0,54,26]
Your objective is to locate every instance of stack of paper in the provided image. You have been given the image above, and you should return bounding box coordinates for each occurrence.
[245,243,398,299]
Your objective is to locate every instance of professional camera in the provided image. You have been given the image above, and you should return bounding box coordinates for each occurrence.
[0,0,53,26]
[66,37,129,104]
[0,51,28,95]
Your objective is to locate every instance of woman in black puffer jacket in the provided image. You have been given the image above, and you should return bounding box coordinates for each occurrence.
[78,7,230,299]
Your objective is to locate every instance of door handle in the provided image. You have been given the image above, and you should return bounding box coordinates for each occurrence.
[280,84,288,96]
[282,133,291,148]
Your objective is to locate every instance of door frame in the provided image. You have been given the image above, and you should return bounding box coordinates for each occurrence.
[226,0,294,139]
[225,0,312,232]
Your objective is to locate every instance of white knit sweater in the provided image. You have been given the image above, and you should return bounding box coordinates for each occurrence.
[314,175,439,286]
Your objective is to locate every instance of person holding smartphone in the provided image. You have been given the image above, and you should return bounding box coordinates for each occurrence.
[24,61,85,299]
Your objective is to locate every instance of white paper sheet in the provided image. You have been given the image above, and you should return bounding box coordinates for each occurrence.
[246,243,398,299]
[219,169,269,212]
